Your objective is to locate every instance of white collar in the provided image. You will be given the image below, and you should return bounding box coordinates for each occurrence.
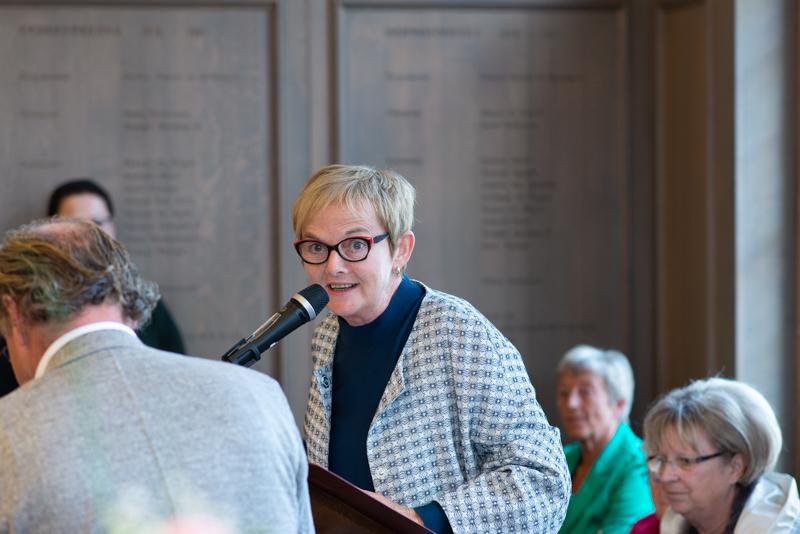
[660,473,800,533]
[35,322,138,379]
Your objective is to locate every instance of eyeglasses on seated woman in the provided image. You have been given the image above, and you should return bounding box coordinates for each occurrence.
[643,377,799,534]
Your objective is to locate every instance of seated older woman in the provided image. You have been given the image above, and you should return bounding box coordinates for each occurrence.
[556,345,654,534]
[644,377,799,533]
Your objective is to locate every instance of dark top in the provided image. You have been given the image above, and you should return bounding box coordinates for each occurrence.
[137,299,185,354]
[326,276,451,533]
[0,338,17,398]
[329,275,424,488]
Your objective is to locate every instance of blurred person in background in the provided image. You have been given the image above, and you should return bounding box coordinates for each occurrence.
[3,178,187,397]
[644,377,799,533]
[48,178,185,354]
[556,344,654,534]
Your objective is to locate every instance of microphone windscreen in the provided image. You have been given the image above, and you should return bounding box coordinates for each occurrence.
[298,283,329,314]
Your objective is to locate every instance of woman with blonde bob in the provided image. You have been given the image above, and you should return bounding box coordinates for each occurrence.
[644,377,799,533]
[293,164,570,533]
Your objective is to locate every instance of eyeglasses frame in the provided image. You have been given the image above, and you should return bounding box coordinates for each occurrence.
[293,232,390,265]
[646,450,728,475]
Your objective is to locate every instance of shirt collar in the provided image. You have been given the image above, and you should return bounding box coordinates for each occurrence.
[35,322,138,379]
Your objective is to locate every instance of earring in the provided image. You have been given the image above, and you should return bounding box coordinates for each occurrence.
[394,266,402,275]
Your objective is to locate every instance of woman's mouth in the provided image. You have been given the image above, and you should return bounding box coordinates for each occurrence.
[328,283,356,292]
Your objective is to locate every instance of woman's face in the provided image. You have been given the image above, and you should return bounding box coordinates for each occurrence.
[299,202,413,326]
[57,193,116,238]
[651,427,743,525]
[556,370,622,446]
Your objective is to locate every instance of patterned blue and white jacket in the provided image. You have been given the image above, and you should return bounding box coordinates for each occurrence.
[304,286,571,533]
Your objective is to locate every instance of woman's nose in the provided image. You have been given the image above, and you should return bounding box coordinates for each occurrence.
[657,461,680,482]
[324,249,346,273]
[566,390,581,408]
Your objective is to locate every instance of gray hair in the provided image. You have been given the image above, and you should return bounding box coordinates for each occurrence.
[557,344,635,423]
[0,218,159,335]
[643,377,782,486]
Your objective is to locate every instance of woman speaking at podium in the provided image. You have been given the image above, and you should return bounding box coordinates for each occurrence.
[292,164,570,533]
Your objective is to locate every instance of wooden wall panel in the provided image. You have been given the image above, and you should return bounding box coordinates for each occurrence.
[656,1,712,389]
[334,2,654,426]
[0,4,279,374]
[655,0,734,393]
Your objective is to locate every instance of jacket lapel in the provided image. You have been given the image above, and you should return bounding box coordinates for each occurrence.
[373,302,425,421]
[562,423,628,531]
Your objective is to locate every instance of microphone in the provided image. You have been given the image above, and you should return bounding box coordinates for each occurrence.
[222,284,329,367]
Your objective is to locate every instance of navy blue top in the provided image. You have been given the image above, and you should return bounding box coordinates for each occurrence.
[329,275,424,488]
[328,276,452,533]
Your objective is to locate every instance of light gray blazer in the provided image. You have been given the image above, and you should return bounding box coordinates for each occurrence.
[305,287,570,533]
[0,329,313,533]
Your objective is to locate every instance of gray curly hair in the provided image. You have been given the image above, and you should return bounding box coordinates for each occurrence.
[0,218,159,335]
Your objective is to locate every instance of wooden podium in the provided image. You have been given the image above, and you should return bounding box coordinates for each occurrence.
[308,464,433,533]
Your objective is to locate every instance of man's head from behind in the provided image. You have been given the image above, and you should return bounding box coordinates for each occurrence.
[0,219,158,383]
[48,179,116,238]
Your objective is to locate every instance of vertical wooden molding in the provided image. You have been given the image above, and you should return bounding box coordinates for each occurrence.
[706,0,735,376]
[654,0,734,394]
[628,0,657,426]
[656,0,712,391]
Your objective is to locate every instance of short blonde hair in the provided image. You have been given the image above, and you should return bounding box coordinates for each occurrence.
[291,164,415,254]
[557,344,635,423]
[643,377,782,486]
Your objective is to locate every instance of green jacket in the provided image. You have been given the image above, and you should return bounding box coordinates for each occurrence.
[558,422,654,534]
